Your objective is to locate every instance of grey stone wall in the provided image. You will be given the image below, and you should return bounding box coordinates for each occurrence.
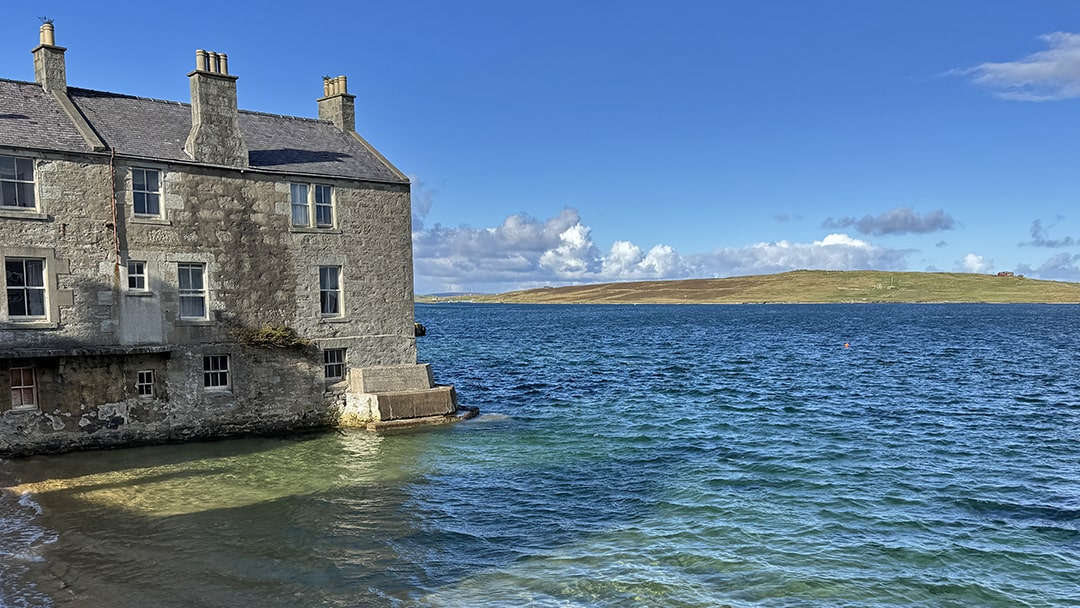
[1,353,170,454]
[0,155,116,345]
[0,346,335,456]
[1,149,420,456]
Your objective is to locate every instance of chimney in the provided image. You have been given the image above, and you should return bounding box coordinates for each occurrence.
[32,22,67,94]
[184,49,248,167]
[318,75,356,132]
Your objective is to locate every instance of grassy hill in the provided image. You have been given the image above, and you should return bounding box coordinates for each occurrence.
[419,270,1080,304]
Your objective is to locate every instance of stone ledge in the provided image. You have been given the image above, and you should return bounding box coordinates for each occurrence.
[373,385,457,420]
[366,405,477,431]
[338,384,459,428]
[0,344,172,359]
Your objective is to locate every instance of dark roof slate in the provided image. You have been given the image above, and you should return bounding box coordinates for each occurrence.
[0,79,405,183]
[240,110,403,183]
[0,79,94,153]
[68,88,191,161]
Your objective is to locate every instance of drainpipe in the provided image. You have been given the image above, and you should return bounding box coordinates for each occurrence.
[109,149,121,280]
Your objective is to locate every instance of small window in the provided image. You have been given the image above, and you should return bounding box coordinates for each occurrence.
[178,263,207,320]
[324,348,346,381]
[319,266,341,317]
[314,184,334,227]
[290,183,309,227]
[132,168,161,216]
[5,258,46,318]
[290,182,334,228]
[128,260,147,291]
[0,155,36,209]
[203,355,230,389]
[10,367,37,410]
[136,370,154,397]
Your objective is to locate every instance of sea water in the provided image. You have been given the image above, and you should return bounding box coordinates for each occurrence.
[2,304,1079,607]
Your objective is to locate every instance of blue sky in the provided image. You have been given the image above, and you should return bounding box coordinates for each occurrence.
[4,1,1080,293]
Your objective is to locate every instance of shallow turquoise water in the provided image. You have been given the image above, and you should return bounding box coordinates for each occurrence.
[3,304,1080,607]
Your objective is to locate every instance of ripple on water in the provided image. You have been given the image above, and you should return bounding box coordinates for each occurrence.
[2,304,1080,607]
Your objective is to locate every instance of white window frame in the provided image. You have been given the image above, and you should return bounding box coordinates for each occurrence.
[4,257,47,319]
[136,369,154,397]
[10,366,38,411]
[314,184,334,228]
[178,263,207,320]
[319,266,342,317]
[127,260,148,291]
[290,182,334,228]
[0,154,36,210]
[324,348,346,382]
[203,355,230,390]
[132,167,162,217]
[290,183,309,227]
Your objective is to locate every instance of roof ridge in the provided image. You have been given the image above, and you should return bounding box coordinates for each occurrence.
[3,79,405,183]
[0,77,38,86]
[239,108,323,123]
[68,86,188,106]
[66,85,324,123]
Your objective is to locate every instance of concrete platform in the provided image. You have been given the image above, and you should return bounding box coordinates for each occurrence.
[366,405,479,431]
[338,364,472,429]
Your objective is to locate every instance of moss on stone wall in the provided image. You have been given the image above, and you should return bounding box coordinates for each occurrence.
[232,325,312,351]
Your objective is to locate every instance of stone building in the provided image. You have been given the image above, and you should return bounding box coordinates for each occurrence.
[1,24,457,456]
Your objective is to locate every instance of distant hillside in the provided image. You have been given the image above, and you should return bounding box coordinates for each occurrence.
[419,270,1080,304]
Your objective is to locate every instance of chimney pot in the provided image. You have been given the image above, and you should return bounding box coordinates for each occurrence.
[318,74,356,132]
[196,49,208,72]
[219,53,229,75]
[40,23,55,46]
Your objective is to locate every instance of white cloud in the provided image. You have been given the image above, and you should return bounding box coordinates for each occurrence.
[412,204,916,293]
[640,244,681,276]
[600,242,682,280]
[414,208,690,292]
[956,32,1080,101]
[538,223,601,276]
[960,253,993,273]
[601,240,644,276]
[684,233,908,278]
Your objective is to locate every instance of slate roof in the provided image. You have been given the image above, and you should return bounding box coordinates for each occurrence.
[0,79,94,153]
[0,78,406,184]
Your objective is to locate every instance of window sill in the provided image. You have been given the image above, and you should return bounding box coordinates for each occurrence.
[319,316,349,324]
[7,406,39,413]
[290,227,342,235]
[0,209,48,221]
[130,216,171,226]
[2,320,58,330]
[125,291,154,298]
[176,318,214,326]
